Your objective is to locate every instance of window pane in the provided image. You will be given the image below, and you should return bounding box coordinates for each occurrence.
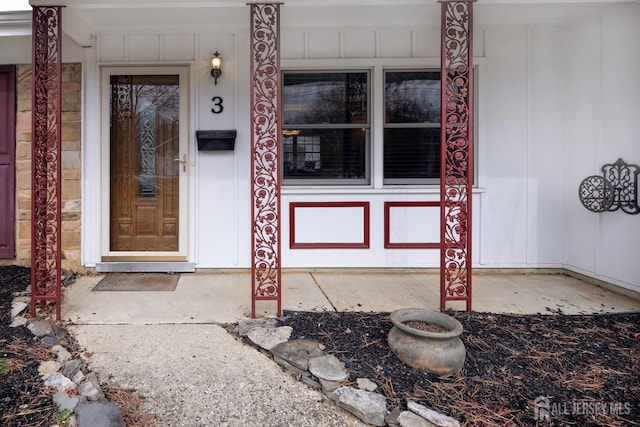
[282,128,367,181]
[384,128,440,180]
[283,72,368,125]
[385,71,440,124]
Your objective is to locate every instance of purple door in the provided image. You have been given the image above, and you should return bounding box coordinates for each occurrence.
[0,65,16,258]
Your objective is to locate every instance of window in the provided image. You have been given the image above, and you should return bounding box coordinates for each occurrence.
[384,70,441,184]
[282,71,369,185]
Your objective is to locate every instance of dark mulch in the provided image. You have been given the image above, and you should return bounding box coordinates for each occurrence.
[278,309,640,426]
[2,264,639,426]
[0,265,56,426]
[0,266,155,427]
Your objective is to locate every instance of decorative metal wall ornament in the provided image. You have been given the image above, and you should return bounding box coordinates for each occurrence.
[31,6,63,320]
[440,0,475,311]
[579,158,639,214]
[250,3,283,317]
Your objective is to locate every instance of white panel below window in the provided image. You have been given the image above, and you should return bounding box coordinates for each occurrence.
[389,205,439,244]
[295,206,364,244]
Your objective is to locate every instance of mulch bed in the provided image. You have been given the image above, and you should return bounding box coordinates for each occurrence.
[0,266,155,427]
[0,265,56,426]
[278,309,640,426]
[2,265,639,426]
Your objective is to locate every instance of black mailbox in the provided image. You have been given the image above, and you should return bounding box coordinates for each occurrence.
[196,130,236,151]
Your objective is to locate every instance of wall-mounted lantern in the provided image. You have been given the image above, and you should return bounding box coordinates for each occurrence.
[579,158,639,214]
[210,51,222,85]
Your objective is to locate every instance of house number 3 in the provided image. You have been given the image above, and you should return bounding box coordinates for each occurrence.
[211,97,224,114]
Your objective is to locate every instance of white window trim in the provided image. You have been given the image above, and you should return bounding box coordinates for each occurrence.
[281,58,484,192]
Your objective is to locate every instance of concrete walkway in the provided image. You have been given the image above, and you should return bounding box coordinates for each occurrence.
[63,271,640,426]
[64,270,640,325]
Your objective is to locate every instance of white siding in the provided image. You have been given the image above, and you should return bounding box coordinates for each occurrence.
[481,27,530,266]
[564,3,640,292]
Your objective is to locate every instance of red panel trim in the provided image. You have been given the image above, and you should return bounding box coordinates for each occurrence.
[0,66,16,259]
[289,202,370,249]
[384,201,440,249]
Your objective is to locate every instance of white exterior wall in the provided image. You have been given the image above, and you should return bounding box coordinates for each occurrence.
[71,2,639,292]
[480,25,566,268]
[564,3,640,292]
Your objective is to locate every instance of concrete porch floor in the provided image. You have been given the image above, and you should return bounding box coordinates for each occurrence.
[62,270,640,325]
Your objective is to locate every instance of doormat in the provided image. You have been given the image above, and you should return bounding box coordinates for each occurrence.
[92,273,179,292]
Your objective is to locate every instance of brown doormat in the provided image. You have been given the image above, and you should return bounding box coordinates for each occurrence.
[92,273,179,292]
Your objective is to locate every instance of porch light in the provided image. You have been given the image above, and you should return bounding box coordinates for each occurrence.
[210,51,222,85]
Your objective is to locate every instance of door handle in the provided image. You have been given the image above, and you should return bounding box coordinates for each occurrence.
[173,154,187,172]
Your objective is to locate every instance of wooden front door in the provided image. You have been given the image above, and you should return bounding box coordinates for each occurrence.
[109,74,183,253]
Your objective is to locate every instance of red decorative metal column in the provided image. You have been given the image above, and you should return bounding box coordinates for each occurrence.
[249,3,282,317]
[440,1,474,311]
[30,6,63,320]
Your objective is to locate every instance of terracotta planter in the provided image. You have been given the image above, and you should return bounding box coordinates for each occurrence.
[388,308,466,376]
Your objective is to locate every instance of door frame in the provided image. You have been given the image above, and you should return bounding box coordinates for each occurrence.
[0,65,16,259]
[100,66,190,261]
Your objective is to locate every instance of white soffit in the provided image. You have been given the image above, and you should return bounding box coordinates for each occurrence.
[0,11,31,36]
[22,0,639,36]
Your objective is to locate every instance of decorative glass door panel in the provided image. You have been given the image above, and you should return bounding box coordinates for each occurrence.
[109,75,181,252]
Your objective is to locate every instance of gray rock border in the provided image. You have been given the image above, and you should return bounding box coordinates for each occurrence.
[10,293,126,427]
[236,317,461,427]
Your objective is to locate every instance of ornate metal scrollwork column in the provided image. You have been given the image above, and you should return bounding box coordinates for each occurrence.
[440,1,475,311]
[250,3,283,317]
[31,6,63,320]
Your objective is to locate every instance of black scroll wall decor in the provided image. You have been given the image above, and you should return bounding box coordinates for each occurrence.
[579,158,639,215]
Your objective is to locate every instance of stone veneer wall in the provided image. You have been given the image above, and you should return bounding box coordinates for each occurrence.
[0,63,83,272]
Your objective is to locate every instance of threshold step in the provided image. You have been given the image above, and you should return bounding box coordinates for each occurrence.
[96,262,196,273]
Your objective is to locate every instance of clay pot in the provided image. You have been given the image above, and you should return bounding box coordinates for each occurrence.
[388,308,466,376]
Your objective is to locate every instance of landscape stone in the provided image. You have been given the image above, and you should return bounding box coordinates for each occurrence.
[86,372,101,389]
[62,359,82,378]
[407,400,460,427]
[237,318,278,336]
[357,377,378,392]
[27,320,55,337]
[386,408,402,425]
[78,381,103,401]
[273,356,309,376]
[38,360,63,379]
[10,301,28,317]
[270,339,325,370]
[44,372,77,392]
[9,316,28,327]
[246,326,293,350]
[398,410,438,427]
[12,295,30,304]
[52,345,73,362]
[75,400,126,427]
[308,354,348,382]
[331,386,388,426]
[72,370,86,384]
[53,392,81,412]
[318,377,344,393]
[52,323,68,339]
[41,336,63,347]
